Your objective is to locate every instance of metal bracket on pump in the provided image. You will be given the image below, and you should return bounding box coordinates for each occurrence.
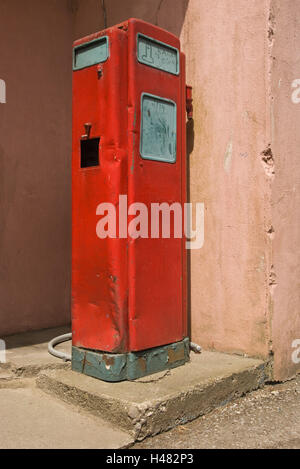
[186,85,193,120]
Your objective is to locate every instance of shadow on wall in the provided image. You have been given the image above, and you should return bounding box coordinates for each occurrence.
[3,326,71,350]
[0,0,73,338]
[72,0,190,40]
[186,119,195,339]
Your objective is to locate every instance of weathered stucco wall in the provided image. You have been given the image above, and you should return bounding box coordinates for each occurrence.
[181,0,300,379]
[270,0,300,380]
[0,0,73,335]
[0,0,299,380]
[181,0,271,358]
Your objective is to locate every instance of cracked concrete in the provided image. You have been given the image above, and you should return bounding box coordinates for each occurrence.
[133,374,300,449]
[36,351,269,441]
[0,327,271,447]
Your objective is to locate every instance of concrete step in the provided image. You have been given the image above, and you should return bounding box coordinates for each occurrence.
[37,351,270,441]
[3,326,71,377]
[0,369,15,382]
[0,381,133,449]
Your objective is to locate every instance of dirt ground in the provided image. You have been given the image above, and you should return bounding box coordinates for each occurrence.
[133,374,300,449]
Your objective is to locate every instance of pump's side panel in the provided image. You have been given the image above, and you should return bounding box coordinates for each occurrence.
[72,28,129,353]
[127,19,186,351]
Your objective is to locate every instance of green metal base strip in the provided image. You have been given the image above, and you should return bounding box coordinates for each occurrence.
[72,338,190,382]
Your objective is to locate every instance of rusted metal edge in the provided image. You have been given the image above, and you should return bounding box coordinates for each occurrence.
[72,338,190,382]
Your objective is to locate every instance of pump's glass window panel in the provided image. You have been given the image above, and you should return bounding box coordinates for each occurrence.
[73,37,109,70]
[137,34,179,75]
[140,93,177,163]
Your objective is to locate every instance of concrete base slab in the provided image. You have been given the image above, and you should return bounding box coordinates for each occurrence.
[37,351,270,441]
[0,382,133,449]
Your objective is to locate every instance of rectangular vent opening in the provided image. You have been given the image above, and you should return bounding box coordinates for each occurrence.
[80,138,100,168]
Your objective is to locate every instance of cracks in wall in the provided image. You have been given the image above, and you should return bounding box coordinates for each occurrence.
[267,4,277,75]
[261,144,275,179]
[268,261,277,357]
[267,1,277,145]
[265,258,277,359]
[155,0,165,26]
[264,2,278,370]
[101,0,107,29]
[264,194,276,363]
[269,265,277,294]
[266,225,275,240]
[268,9,276,44]
[68,0,79,14]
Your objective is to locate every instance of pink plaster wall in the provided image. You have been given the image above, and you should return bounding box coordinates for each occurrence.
[0,0,73,335]
[181,0,271,358]
[72,0,188,40]
[270,0,300,380]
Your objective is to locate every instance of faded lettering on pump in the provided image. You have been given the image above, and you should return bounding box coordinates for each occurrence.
[137,33,179,75]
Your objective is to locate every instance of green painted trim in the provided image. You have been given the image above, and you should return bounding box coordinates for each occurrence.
[140,93,177,163]
[72,338,190,382]
[73,36,109,71]
[137,33,180,76]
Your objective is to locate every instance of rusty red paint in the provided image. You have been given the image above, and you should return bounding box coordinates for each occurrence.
[72,19,187,354]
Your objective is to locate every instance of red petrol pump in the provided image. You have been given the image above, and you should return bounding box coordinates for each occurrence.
[72,18,191,381]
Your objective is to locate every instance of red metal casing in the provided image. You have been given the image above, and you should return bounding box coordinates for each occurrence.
[72,18,187,354]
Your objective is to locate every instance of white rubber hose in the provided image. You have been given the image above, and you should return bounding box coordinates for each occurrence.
[48,333,72,361]
[190,342,202,353]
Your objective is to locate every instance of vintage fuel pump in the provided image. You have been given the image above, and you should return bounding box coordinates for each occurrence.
[72,18,192,381]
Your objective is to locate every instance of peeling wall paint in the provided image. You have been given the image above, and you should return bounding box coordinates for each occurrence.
[224,141,233,173]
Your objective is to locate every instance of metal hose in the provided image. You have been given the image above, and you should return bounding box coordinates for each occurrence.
[48,333,72,361]
[190,341,202,353]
